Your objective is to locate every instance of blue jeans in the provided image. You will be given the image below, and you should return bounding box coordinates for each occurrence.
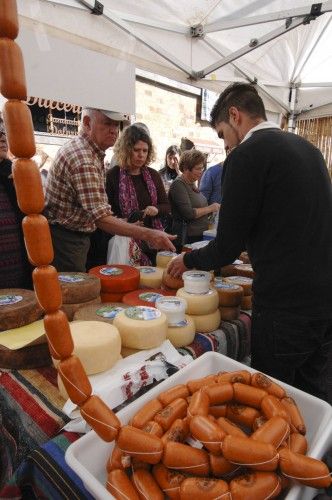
[251,308,332,401]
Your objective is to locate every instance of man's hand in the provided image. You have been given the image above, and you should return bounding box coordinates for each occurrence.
[146,229,177,252]
[143,206,158,217]
[168,253,188,277]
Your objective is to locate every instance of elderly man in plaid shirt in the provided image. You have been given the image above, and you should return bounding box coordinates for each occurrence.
[45,108,175,272]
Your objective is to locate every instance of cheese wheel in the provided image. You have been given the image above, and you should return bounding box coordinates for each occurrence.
[44,310,74,359]
[190,308,221,333]
[183,271,211,294]
[213,280,244,307]
[239,251,250,264]
[57,355,92,406]
[121,346,141,357]
[234,264,255,278]
[176,288,219,315]
[162,267,184,290]
[73,302,129,324]
[156,251,177,268]
[230,471,281,500]
[113,306,167,349]
[0,1,19,39]
[241,294,252,310]
[0,39,27,99]
[80,395,121,442]
[137,266,164,288]
[88,265,139,293]
[53,320,121,375]
[22,214,54,266]
[33,265,62,313]
[61,296,101,322]
[220,264,237,277]
[12,159,45,214]
[58,272,101,303]
[219,305,240,321]
[155,296,187,325]
[224,276,252,296]
[0,288,42,331]
[166,315,195,347]
[3,100,36,158]
[100,291,125,303]
[123,288,175,307]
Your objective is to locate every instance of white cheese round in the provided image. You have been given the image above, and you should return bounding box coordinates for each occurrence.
[155,296,187,326]
[166,315,195,347]
[183,270,211,294]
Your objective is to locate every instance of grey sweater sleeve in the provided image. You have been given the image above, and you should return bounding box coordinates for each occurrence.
[169,179,196,221]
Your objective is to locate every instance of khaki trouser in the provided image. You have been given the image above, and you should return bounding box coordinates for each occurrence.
[49,224,91,272]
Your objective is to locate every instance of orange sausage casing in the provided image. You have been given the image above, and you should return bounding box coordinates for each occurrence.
[161,418,189,445]
[289,432,308,454]
[280,396,306,435]
[209,453,240,478]
[80,395,121,442]
[163,441,210,476]
[33,266,62,313]
[117,425,163,465]
[226,403,261,428]
[209,405,227,418]
[187,375,217,394]
[142,420,164,438]
[106,469,140,500]
[3,100,36,158]
[0,39,26,99]
[152,463,185,500]
[202,382,233,405]
[233,382,267,409]
[22,214,54,266]
[57,355,92,405]
[217,370,251,385]
[0,0,19,39]
[251,416,290,448]
[12,159,45,214]
[43,310,74,360]
[132,468,164,500]
[131,398,163,429]
[179,477,230,500]
[190,415,225,455]
[154,398,187,431]
[230,471,281,500]
[107,445,131,472]
[187,390,210,419]
[222,434,279,471]
[261,395,291,423]
[158,384,189,406]
[250,372,286,399]
[279,448,332,488]
[216,417,247,438]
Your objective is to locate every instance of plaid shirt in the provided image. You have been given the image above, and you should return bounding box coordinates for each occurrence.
[44,133,113,233]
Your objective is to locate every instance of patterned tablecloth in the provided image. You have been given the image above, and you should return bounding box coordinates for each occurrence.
[0,313,251,497]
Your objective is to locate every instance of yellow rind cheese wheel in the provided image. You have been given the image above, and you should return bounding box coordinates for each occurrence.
[176,288,219,315]
[136,266,164,289]
[166,315,195,347]
[190,308,221,333]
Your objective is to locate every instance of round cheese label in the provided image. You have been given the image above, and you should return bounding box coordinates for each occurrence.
[169,319,188,328]
[214,282,241,290]
[139,267,156,274]
[185,272,208,280]
[58,274,85,283]
[158,251,176,256]
[138,292,163,302]
[227,276,252,284]
[157,298,184,310]
[96,306,124,319]
[0,294,23,306]
[100,267,123,276]
[125,306,162,321]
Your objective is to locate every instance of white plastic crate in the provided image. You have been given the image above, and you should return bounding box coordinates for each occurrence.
[65,351,332,500]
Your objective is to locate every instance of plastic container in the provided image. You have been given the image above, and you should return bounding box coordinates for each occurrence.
[182,270,210,294]
[155,296,187,325]
[65,352,332,500]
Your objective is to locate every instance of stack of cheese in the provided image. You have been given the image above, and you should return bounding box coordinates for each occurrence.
[113,306,168,357]
[58,272,101,321]
[176,271,220,333]
[155,295,195,347]
[136,266,164,289]
[213,279,244,320]
[234,263,255,279]
[223,275,253,311]
[89,265,140,303]
[56,320,121,399]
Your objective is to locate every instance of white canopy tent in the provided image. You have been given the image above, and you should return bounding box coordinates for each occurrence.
[17,0,332,125]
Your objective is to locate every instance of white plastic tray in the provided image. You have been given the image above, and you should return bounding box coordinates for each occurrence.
[65,351,332,500]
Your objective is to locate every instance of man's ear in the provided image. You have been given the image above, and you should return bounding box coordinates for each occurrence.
[228,106,240,125]
[82,114,91,130]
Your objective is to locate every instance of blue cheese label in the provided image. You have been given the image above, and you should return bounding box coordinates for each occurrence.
[138,292,163,302]
[100,267,123,276]
[125,306,161,321]
[0,295,23,306]
[96,306,124,319]
[169,319,188,328]
[58,274,85,283]
[139,267,156,274]
[214,282,241,290]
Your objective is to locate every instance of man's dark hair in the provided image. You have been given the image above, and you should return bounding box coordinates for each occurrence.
[210,82,267,128]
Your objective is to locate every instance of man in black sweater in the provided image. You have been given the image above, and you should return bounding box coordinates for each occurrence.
[169,83,332,401]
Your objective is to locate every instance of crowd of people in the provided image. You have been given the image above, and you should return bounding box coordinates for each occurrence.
[1,82,332,402]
